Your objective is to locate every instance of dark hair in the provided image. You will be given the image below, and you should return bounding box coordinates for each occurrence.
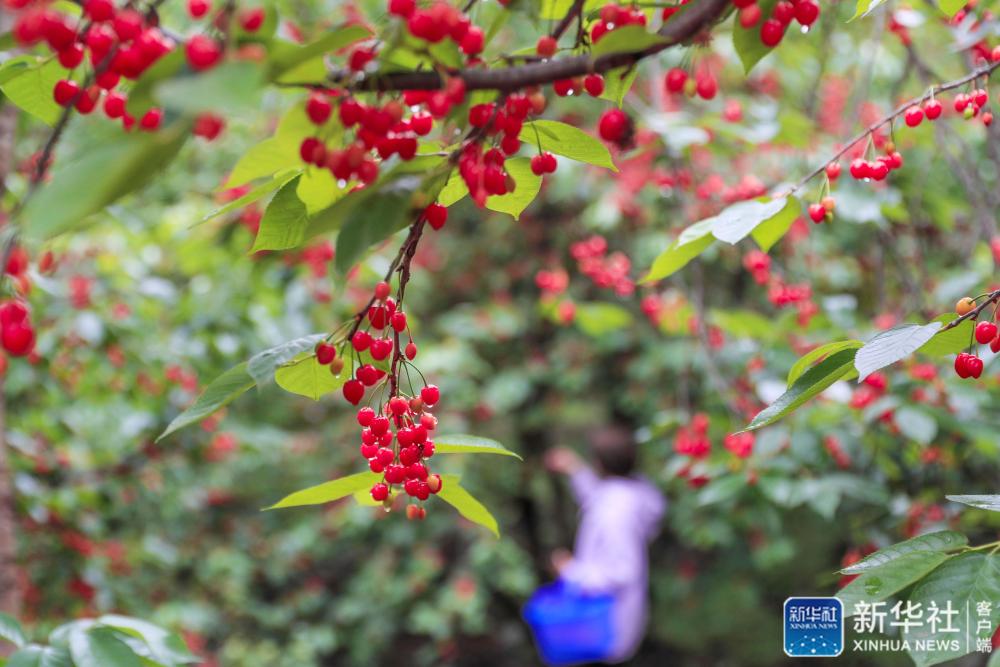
[590,425,637,477]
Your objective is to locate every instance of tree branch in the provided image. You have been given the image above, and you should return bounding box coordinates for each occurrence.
[314,0,729,92]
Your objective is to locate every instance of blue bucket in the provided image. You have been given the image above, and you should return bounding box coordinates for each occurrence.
[523,579,615,666]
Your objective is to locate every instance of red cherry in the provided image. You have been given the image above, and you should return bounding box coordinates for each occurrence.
[186,35,222,71]
[954,94,970,112]
[904,106,924,127]
[368,305,388,329]
[306,92,332,125]
[0,302,28,326]
[923,99,943,120]
[420,384,440,406]
[376,447,395,466]
[385,464,406,484]
[826,162,841,180]
[139,108,163,131]
[739,4,762,28]
[75,86,100,114]
[695,72,717,99]
[760,18,784,47]
[352,330,372,352]
[343,379,365,404]
[240,7,265,32]
[357,406,375,426]
[374,281,391,300]
[868,159,889,181]
[399,446,420,466]
[357,364,379,386]
[808,203,826,223]
[406,504,426,520]
[389,397,409,416]
[772,0,795,24]
[389,0,415,17]
[426,473,443,494]
[967,355,984,379]
[188,0,210,18]
[315,342,336,364]
[96,71,121,90]
[407,462,428,480]
[793,0,819,26]
[53,79,80,107]
[391,311,407,332]
[975,320,998,344]
[984,112,994,127]
[460,26,484,55]
[405,341,418,359]
[1,324,35,357]
[58,44,85,69]
[112,10,143,40]
[583,74,605,97]
[84,0,115,22]
[530,154,547,176]
[369,338,392,361]
[849,158,869,179]
[598,108,629,143]
[665,68,688,93]
[991,335,1000,354]
[424,203,448,230]
[370,483,389,501]
[536,35,557,57]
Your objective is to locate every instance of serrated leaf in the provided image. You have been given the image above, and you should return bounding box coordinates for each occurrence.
[251,175,310,252]
[839,550,953,617]
[224,138,301,189]
[433,434,522,459]
[0,613,26,648]
[198,169,300,225]
[751,196,800,251]
[520,120,617,172]
[599,66,639,107]
[436,475,499,537]
[710,197,792,245]
[841,531,968,575]
[246,334,327,386]
[0,57,67,125]
[907,553,1000,666]
[266,471,380,509]
[947,495,1000,512]
[69,627,143,667]
[854,322,942,381]
[485,158,541,220]
[733,0,780,73]
[274,351,351,400]
[21,122,189,240]
[787,340,864,387]
[591,25,667,57]
[157,363,255,441]
[437,170,468,207]
[269,25,372,78]
[640,218,717,283]
[574,302,633,337]
[7,645,72,667]
[97,616,198,665]
[296,167,349,214]
[742,348,857,431]
[334,187,414,275]
[917,314,972,357]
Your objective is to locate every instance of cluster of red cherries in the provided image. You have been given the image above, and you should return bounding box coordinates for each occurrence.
[0,300,35,360]
[570,235,635,297]
[732,0,820,47]
[391,0,485,58]
[953,296,999,379]
[664,67,718,101]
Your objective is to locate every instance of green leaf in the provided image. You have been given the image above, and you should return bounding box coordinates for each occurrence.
[296,168,350,214]
[710,197,792,245]
[274,352,351,400]
[155,61,264,117]
[854,322,943,381]
[485,158,541,220]
[710,309,781,342]
[917,314,972,356]
[599,66,639,107]
[198,169,300,224]
[938,0,965,16]
[437,170,468,207]
[225,138,301,189]
[124,49,185,117]
[246,334,326,386]
[268,25,372,78]
[436,475,500,537]
[540,0,575,19]
[906,553,1000,666]
[250,176,310,252]
[751,196,800,251]
[742,348,857,431]
[852,0,888,20]
[0,613,26,648]
[157,363,255,441]
[733,0,779,73]
[334,187,414,275]
[947,495,1000,512]
[21,122,189,240]
[97,616,198,666]
[574,302,634,337]
[521,120,617,172]
[841,531,968,575]
[0,58,66,125]
[787,340,864,387]
[838,550,953,617]
[7,646,72,667]
[266,471,381,509]
[640,218,716,283]
[69,627,143,667]
[433,434,522,460]
[591,25,667,56]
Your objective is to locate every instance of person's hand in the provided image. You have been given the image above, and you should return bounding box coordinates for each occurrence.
[544,447,583,475]
[550,548,572,575]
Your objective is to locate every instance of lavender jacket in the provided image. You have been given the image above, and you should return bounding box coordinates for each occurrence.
[561,468,666,663]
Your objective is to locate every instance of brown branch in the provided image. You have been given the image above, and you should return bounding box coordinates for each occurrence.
[551,0,586,41]
[941,289,1000,332]
[785,58,1000,196]
[316,0,729,92]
